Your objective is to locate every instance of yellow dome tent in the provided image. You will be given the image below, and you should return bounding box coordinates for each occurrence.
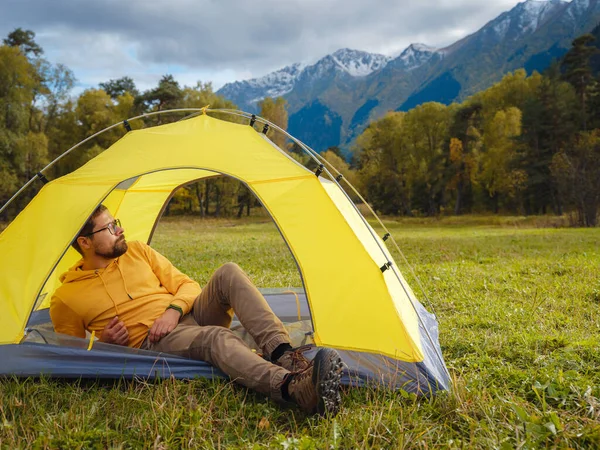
[0,110,449,394]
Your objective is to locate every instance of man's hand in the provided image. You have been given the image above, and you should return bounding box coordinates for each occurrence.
[100,316,129,346]
[149,308,181,343]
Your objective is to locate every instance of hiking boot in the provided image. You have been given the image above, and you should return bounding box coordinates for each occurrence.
[275,345,312,372]
[286,348,343,415]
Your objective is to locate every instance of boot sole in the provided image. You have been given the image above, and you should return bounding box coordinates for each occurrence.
[312,348,343,416]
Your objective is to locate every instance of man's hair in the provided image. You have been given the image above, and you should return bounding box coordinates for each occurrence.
[71,204,108,255]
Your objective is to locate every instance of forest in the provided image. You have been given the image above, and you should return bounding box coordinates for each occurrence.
[349,29,600,226]
[1,27,599,225]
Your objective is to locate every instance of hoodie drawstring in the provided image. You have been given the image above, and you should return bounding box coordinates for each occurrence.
[116,260,133,300]
[97,270,120,316]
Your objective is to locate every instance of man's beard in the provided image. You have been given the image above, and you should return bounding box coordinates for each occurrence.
[95,237,128,259]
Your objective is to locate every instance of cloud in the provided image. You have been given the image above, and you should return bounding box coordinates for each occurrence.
[0,0,522,89]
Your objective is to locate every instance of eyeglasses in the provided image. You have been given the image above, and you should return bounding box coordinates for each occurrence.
[84,219,122,237]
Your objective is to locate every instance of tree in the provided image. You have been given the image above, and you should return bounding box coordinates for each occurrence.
[258,97,288,149]
[3,28,43,57]
[561,34,598,131]
[551,131,600,226]
[520,73,578,215]
[0,45,40,207]
[448,137,479,214]
[320,149,359,200]
[354,112,415,215]
[100,77,140,100]
[471,69,541,114]
[403,102,452,215]
[3,29,76,136]
[447,102,483,214]
[479,108,526,212]
[40,63,75,131]
[141,75,183,123]
[76,89,119,134]
[0,46,36,129]
[324,146,345,159]
[13,131,48,183]
[181,81,237,111]
[48,89,132,177]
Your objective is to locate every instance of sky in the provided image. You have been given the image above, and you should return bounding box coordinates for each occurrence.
[0,0,529,93]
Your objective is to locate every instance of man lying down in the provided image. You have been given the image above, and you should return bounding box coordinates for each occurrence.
[50,204,343,416]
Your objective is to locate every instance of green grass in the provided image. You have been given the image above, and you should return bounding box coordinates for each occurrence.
[2,216,600,449]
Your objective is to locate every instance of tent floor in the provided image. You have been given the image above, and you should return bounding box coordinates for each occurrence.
[3,291,447,395]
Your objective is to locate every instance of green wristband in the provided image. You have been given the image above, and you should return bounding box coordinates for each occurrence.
[166,304,184,317]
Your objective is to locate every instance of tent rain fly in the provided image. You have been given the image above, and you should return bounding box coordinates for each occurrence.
[0,109,450,395]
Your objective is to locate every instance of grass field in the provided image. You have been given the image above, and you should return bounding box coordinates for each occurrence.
[1,216,599,449]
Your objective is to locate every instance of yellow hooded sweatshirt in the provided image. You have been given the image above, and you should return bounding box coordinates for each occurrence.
[50,240,201,348]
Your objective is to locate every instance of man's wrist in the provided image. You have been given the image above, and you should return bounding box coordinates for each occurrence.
[166,304,184,317]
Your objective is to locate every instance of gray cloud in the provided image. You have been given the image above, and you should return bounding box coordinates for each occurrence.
[0,0,522,89]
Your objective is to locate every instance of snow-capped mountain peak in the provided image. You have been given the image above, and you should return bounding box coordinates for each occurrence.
[297,49,390,80]
[248,62,305,98]
[217,48,391,110]
[409,43,437,53]
[390,43,437,70]
[216,62,304,107]
[328,48,391,76]
[515,0,567,32]
[487,0,568,40]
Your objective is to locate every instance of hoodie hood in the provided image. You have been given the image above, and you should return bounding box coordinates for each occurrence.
[59,259,117,283]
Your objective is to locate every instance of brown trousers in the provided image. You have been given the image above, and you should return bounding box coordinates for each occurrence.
[142,263,290,400]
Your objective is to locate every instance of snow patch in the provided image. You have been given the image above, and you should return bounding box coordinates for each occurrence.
[486,0,568,40]
[493,17,511,39]
[518,0,568,33]
[566,0,591,20]
[394,43,437,70]
[329,48,391,77]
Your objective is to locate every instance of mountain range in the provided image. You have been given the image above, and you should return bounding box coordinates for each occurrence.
[217,0,600,152]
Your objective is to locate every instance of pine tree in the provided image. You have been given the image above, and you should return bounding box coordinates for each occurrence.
[100,77,140,100]
[141,75,183,123]
[561,34,598,131]
[3,28,43,57]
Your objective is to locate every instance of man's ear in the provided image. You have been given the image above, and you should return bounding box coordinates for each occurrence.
[77,236,92,253]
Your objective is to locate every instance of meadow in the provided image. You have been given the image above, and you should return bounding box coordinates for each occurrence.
[1,215,599,449]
